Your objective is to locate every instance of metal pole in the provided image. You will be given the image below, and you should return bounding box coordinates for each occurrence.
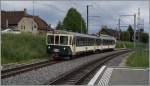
[134,14,136,49]
[32,0,34,32]
[118,18,121,40]
[87,5,89,34]
[81,20,82,33]
[138,8,140,42]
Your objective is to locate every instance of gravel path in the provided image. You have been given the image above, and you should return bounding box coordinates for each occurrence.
[1,50,125,85]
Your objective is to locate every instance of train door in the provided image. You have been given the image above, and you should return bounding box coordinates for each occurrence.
[71,36,76,55]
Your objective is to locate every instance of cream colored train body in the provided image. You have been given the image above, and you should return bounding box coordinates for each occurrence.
[46,31,116,59]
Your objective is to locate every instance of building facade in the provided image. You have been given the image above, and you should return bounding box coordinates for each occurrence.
[18,17,38,33]
[1,9,52,33]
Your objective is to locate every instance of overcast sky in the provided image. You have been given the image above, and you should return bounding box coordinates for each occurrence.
[1,1,149,34]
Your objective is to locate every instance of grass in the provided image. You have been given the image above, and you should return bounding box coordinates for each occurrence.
[126,47,149,68]
[1,33,48,64]
[116,41,134,48]
[117,41,149,67]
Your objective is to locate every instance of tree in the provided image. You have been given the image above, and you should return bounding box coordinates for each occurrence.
[140,32,149,43]
[99,25,109,35]
[56,21,63,30]
[62,8,87,33]
[127,25,134,42]
[121,31,130,41]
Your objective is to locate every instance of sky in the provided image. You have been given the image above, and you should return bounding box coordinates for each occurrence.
[1,0,149,34]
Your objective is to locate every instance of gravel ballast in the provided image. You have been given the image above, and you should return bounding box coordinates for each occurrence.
[1,49,127,85]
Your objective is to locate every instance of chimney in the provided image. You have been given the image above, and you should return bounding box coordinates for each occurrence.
[6,19,8,28]
[49,24,51,28]
[24,8,27,15]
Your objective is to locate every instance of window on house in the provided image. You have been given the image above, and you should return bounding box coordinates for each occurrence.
[21,26,23,29]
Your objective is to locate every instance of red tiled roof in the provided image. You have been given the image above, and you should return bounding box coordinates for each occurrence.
[1,9,52,31]
[23,15,51,30]
[1,10,27,28]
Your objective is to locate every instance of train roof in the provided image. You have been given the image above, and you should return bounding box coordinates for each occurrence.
[69,32,98,38]
[100,34,116,40]
[47,30,116,40]
[47,30,98,38]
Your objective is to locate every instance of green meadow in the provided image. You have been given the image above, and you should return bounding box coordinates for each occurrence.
[1,33,48,64]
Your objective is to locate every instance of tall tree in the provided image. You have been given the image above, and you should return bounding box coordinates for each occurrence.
[140,32,149,43]
[121,31,130,41]
[127,25,134,42]
[98,25,109,35]
[56,21,63,30]
[62,8,87,33]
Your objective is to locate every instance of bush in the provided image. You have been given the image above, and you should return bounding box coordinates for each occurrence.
[1,33,48,64]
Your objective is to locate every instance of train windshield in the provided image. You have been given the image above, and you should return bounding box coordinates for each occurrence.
[47,35,68,45]
[60,36,68,45]
[47,35,54,44]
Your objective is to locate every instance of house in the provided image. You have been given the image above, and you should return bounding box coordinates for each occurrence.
[18,15,51,33]
[1,9,52,33]
[99,28,120,40]
[1,9,27,30]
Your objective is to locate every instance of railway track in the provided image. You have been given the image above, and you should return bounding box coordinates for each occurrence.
[1,49,118,79]
[1,60,60,79]
[47,49,132,85]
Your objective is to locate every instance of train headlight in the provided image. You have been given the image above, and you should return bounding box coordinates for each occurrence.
[63,47,66,50]
[48,46,51,49]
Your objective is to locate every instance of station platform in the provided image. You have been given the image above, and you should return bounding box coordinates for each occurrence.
[88,66,149,86]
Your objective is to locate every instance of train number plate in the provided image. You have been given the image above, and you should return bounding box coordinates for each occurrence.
[54,49,59,52]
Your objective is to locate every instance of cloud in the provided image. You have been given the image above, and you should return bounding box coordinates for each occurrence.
[1,1,149,33]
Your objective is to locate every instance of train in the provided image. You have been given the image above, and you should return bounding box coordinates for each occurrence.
[46,30,116,60]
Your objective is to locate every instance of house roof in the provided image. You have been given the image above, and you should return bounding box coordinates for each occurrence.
[23,15,51,30]
[100,28,119,36]
[1,9,52,31]
[1,10,28,28]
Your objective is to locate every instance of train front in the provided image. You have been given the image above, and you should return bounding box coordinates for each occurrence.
[46,33,73,59]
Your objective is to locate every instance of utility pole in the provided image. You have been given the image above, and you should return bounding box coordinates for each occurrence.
[118,18,121,40]
[81,20,82,33]
[32,0,34,31]
[86,5,89,34]
[137,8,140,42]
[134,14,136,48]
[119,14,136,49]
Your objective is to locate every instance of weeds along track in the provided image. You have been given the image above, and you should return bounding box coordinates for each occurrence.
[1,60,60,79]
[47,49,132,85]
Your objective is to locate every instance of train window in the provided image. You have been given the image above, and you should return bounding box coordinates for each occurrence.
[85,37,88,46]
[47,35,54,44]
[80,37,83,46]
[97,39,101,45]
[55,36,59,44]
[83,37,86,46]
[103,39,107,45]
[76,37,87,46]
[77,37,80,46]
[76,37,79,46]
[60,36,68,45]
[89,38,91,46]
[103,39,105,45]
